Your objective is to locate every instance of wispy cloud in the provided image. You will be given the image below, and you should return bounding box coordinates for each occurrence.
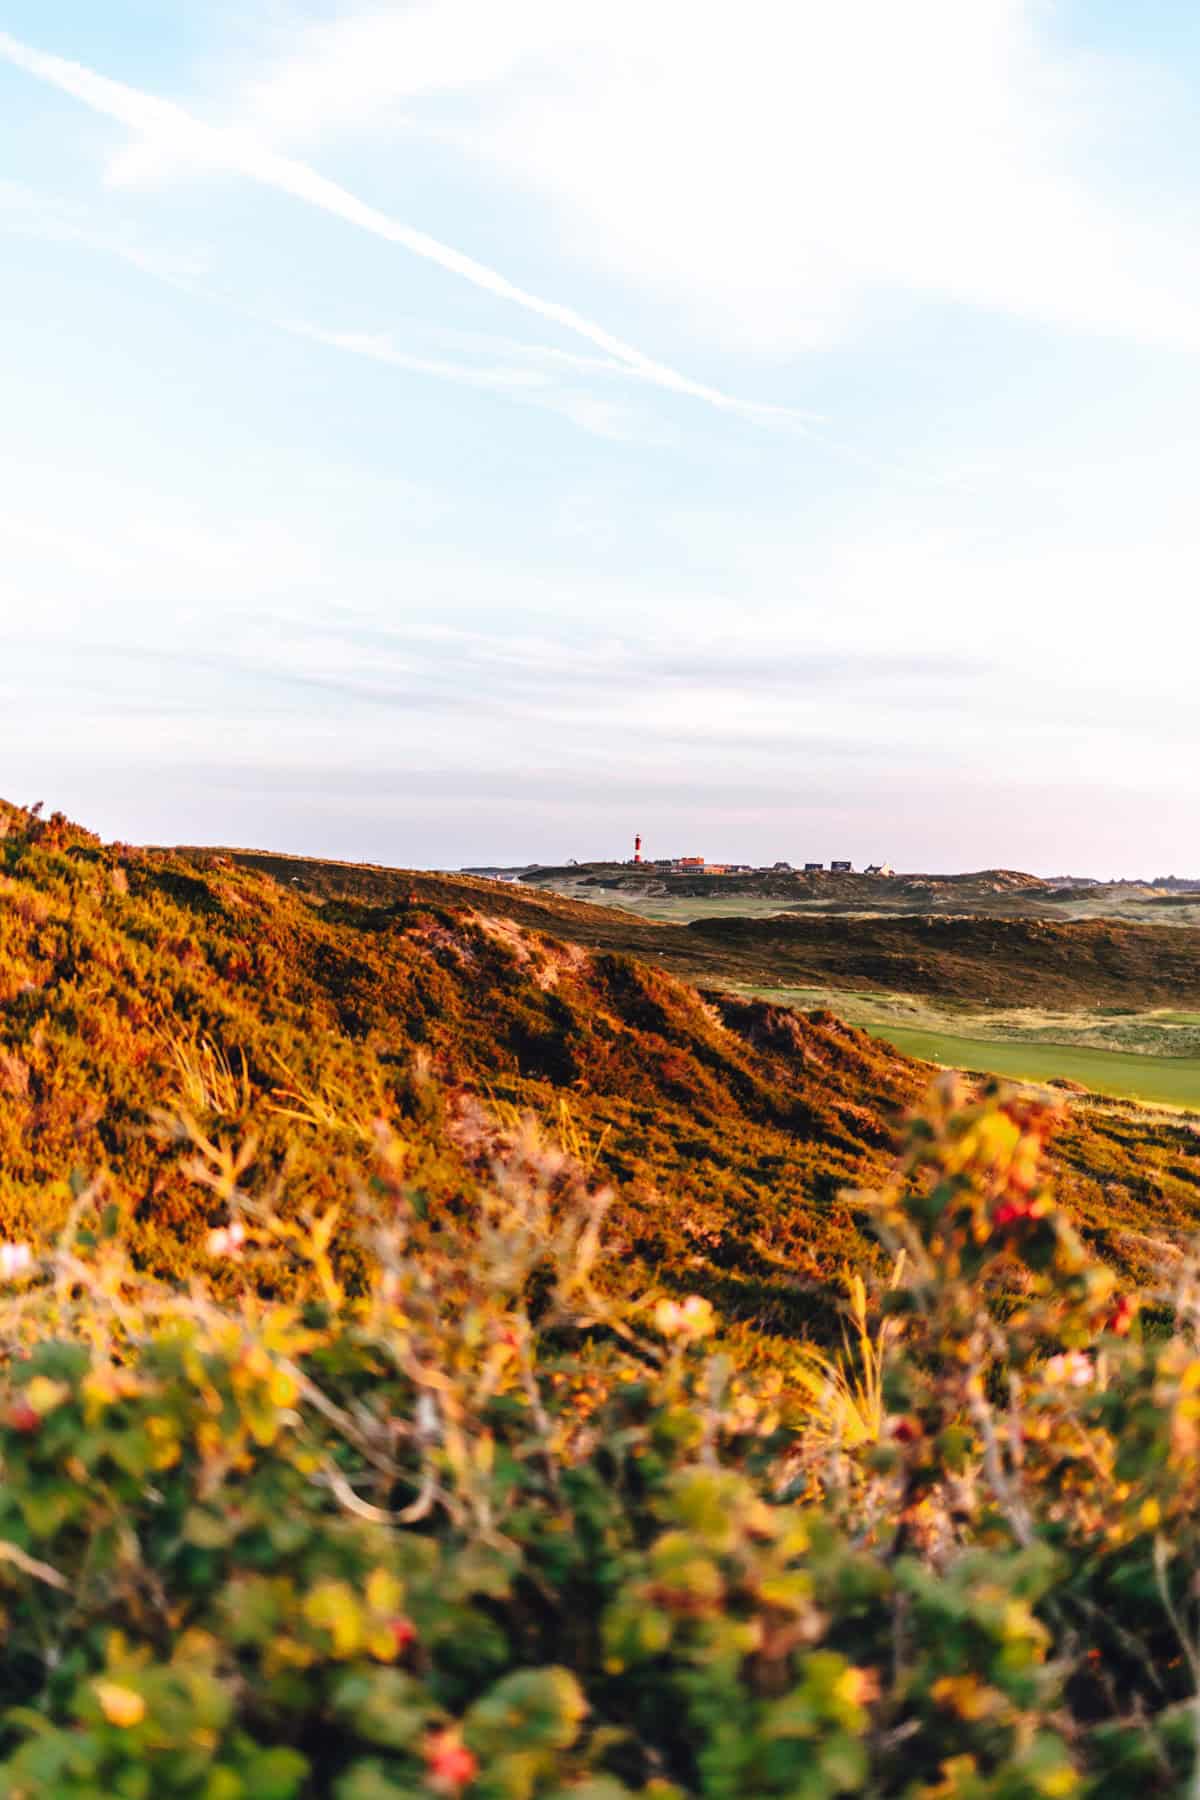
[0,177,207,284]
[0,172,653,443]
[0,618,986,736]
[205,1,1200,357]
[0,29,800,423]
[277,320,655,441]
[279,321,570,394]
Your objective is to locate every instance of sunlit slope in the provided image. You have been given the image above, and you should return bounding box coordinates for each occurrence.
[1,805,924,1331]
[158,830,1200,1272]
[2,804,1196,1307]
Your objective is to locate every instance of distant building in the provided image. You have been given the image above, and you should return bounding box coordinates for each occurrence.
[830,860,852,874]
[771,861,792,872]
[673,856,706,871]
[804,862,824,873]
[864,862,896,878]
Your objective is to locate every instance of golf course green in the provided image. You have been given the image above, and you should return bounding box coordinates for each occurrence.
[869,1024,1200,1109]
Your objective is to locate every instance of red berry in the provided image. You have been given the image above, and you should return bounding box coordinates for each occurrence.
[388,1616,417,1652]
[1108,1294,1138,1336]
[424,1731,478,1793]
[993,1196,1036,1230]
[7,1400,40,1435]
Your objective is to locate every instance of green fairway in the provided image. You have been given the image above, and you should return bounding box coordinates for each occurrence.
[868,1024,1200,1109]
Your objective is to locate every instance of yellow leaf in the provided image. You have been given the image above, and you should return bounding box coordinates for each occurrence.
[365,1567,403,1617]
[303,1580,363,1658]
[367,1625,400,1662]
[268,1366,298,1409]
[25,1377,69,1417]
[1037,1770,1079,1798]
[95,1681,145,1728]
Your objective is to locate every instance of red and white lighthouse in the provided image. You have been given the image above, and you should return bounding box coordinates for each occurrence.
[634,834,642,865]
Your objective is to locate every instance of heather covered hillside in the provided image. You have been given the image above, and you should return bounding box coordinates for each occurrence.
[3,803,1200,1308]
[0,802,918,1327]
[178,847,1200,1008]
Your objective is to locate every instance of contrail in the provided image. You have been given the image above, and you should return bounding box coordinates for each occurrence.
[0,30,800,422]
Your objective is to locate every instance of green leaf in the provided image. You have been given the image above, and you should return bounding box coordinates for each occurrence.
[334,1760,423,1800]
[465,1667,587,1756]
[240,1747,310,1799]
[332,1670,428,1752]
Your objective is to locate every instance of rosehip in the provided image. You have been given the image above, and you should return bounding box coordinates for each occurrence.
[424,1731,478,1793]
[7,1400,40,1434]
[993,1196,1036,1230]
[1108,1294,1138,1336]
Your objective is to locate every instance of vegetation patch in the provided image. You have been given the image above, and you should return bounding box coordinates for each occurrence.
[0,1039,1191,1791]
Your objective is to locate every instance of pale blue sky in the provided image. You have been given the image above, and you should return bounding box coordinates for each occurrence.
[2,3,1199,874]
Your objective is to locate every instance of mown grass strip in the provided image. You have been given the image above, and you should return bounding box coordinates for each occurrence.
[867,1024,1200,1109]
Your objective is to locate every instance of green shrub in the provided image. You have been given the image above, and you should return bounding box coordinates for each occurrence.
[0,1073,1192,1795]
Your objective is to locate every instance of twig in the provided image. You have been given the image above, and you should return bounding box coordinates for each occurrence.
[318,1461,438,1526]
[966,1354,1033,1549]
[0,1540,69,1591]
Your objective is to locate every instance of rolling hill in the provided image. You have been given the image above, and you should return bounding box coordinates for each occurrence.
[683,912,1200,1009]
[174,844,1200,1012]
[1,803,920,1333]
[527,860,1200,927]
[0,802,1191,1321]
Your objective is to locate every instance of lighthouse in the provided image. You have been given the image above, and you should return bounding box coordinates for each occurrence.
[634,833,642,865]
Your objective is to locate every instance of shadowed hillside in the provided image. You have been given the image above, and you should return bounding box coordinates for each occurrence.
[685,912,1200,1008]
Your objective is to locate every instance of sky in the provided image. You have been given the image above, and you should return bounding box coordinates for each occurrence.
[2,3,1200,876]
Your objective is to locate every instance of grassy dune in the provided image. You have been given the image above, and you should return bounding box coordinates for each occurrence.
[533,866,1200,927]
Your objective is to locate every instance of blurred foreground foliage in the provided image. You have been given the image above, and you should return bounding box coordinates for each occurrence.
[0,1063,1194,1794]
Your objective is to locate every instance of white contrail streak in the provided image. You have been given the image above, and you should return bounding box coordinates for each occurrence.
[0,30,798,422]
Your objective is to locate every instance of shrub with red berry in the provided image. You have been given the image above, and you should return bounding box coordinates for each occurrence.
[0,1072,1192,1795]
